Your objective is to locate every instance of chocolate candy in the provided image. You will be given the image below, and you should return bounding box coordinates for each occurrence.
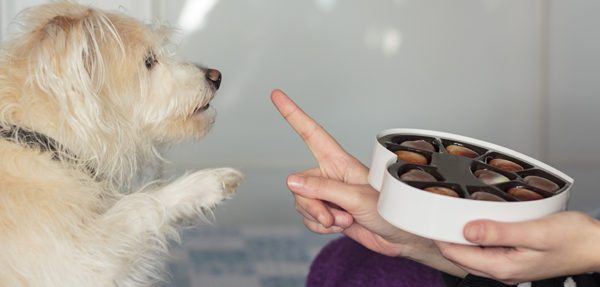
[489,158,523,172]
[474,169,509,185]
[446,145,478,158]
[524,175,559,193]
[507,187,543,201]
[471,191,506,202]
[400,169,436,182]
[424,187,459,198]
[400,140,435,152]
[395,151,428,165]
[382,133,570,204]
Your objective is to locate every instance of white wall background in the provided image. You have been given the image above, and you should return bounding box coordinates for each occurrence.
[1,0,599,225]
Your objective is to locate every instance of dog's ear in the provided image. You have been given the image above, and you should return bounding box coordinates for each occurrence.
[31,9,115,130]
[45,15,77,32]
[38,10,101,79]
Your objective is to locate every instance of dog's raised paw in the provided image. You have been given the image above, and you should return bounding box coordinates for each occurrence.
[154,168,242,222]
[215,168,243,196]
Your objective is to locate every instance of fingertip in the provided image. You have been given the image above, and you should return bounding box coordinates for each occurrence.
[270,89,287,103]
[318,211,338,228]
[464,221,485,243]
[287,174,305,191]
[304,218,343,234]
[464,219,505,245]
[333,213,353,228]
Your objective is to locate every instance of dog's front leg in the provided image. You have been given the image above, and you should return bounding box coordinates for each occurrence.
[151,167,243,224]
[97,168,242,285]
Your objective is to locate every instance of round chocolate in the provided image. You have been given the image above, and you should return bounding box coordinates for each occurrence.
[489,158,523,172]
[473,169,509,185]
[507,187,543,201]
[400,140,435,152]
[395,150,428,165]
[524,175,559,193]
[470,191,506,202]
[382,133,569,204]
[446,145,478,158]
[423,186,459,198]
[400,169,437,182]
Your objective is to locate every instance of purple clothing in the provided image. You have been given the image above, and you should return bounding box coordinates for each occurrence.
[307,236,446,287]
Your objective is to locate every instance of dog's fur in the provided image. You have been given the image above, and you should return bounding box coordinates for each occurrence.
[0,2,242,286]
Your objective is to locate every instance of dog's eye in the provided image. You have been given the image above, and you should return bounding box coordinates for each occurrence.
[144,52,158,70]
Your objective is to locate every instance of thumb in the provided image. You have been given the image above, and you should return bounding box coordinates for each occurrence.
[464,219,544,248]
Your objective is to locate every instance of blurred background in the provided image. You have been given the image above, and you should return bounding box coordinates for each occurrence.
[2,0,599,286]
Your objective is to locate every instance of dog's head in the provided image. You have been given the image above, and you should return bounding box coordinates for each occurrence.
[13,2,220,141]
[0,2,221,183]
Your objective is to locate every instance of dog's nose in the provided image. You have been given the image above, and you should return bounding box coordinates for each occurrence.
[206,69,222,90]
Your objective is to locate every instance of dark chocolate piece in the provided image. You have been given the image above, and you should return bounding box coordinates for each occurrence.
[400,140,435,152]
[489,158,523,172]
[395,150,428,165]
[474,169,509,185]
[508,187,543,201]
[524,175,559,193]
[400,169,437,182]
[446,145,478,158]
[423,186,459,198]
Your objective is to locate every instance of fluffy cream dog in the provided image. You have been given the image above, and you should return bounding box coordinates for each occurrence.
[0,2,242,286]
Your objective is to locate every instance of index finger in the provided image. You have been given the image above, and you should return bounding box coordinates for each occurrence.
[271,89,346,162]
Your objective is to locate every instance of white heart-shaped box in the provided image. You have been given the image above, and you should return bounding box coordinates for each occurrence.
[368,128,574,245]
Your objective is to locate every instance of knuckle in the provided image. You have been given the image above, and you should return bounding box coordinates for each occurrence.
[304,219,327,234]
[303,176,322,193]
[314,176,327,193]
[304,201,321,217]
[345,186,374,209]
[342,188,364,208]
[294,201,304,213]
[569,211,592,223]
[295,194,314,208]
[490,266,517,283]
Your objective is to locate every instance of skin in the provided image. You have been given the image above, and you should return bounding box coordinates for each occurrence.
[435,212,600,285]
[270,89,466,277]
[271,89,600,285]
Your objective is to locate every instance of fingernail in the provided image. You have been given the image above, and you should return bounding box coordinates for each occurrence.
[464,223,483,242]
[287,174,305,190]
